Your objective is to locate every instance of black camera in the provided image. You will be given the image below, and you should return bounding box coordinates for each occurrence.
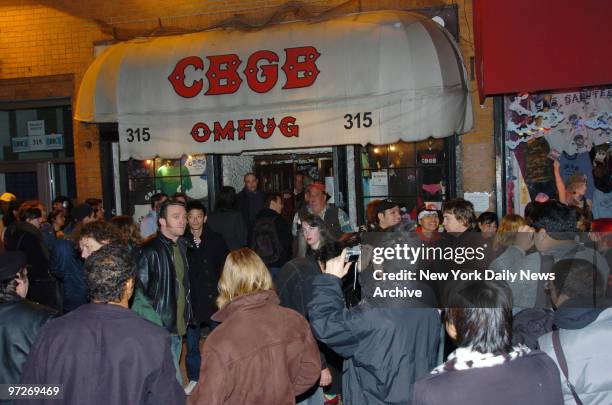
[345,245,361,263]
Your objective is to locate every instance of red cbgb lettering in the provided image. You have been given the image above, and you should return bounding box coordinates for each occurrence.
[205,54,242,95]
[168,56,204,98]
[191,116,299,143]
[169,46,321,97]
[282,47,321,89]
[244,51,279,94]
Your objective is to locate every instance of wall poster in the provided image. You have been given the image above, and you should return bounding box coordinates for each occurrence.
[505,87,612,218]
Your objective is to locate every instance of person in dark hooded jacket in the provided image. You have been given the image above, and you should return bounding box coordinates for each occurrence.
[538,259,612,404]
[308,232,441,405]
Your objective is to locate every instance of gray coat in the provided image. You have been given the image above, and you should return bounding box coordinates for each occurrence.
[539,308,612,404]
[489,242,610,307]
[489,246,541,308]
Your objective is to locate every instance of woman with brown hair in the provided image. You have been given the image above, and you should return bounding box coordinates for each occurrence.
[110,215,142,250]
[48,209,66,239]
[489,214,541,310]
[492,214,527,253]
[188,248,321,405]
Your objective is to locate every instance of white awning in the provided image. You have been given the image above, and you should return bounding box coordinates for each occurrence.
[75,11,473,160]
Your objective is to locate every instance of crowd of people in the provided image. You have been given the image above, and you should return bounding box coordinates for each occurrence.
[0,169,611,405]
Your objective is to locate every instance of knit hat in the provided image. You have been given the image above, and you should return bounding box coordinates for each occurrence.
[375,199,400,216]
[0,192,16,202]
[307,182,326,194]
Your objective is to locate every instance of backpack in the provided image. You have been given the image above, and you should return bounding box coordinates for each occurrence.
[250,217,283,265]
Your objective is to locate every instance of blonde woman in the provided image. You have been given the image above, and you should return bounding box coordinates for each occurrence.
[492,214,527,253]
[188,248,321,405]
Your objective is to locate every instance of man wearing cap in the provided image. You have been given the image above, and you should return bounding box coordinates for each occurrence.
[416,208,441,242]
[373,200,402,231]
[292,182,354,257]
[0,192,16,223]
[0,251,57,386]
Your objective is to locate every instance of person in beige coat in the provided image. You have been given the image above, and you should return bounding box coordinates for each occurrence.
[188,248,321,405]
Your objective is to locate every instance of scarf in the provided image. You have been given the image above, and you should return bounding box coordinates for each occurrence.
[432,344,531,374]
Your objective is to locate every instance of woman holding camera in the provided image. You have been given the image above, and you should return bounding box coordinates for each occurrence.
[188,248,321,405]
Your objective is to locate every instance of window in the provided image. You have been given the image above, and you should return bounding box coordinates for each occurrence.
[126,155,208,219]
[361,139,450,222]
[0,106,73,160]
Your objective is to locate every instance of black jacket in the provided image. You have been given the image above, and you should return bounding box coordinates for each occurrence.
[237,188,265,230]
[48,238,87,312]
[20,304,184,405]
[253,207,293,268]
[0,295,56,388]
[4,222,57,309]
[184,226,229,324]
[206,209,248,251]
[3,222,50,281]
[277,256,328,369]
[136,233,193,334]
[308,274,441,405]
[412,351,564,405]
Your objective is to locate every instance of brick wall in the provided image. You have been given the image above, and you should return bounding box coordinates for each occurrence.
[0,0,495,206]
[0,2,109,201]
[451,0,496,211]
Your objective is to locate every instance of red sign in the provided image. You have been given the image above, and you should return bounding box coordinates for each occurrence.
[168,46,321,97]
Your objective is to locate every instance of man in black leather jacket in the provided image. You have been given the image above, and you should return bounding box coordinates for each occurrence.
[136,199,192,384]
[0,251,57,389]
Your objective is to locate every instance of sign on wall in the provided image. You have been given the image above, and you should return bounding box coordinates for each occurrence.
[27,120,45,136]
[11,134,64,152]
